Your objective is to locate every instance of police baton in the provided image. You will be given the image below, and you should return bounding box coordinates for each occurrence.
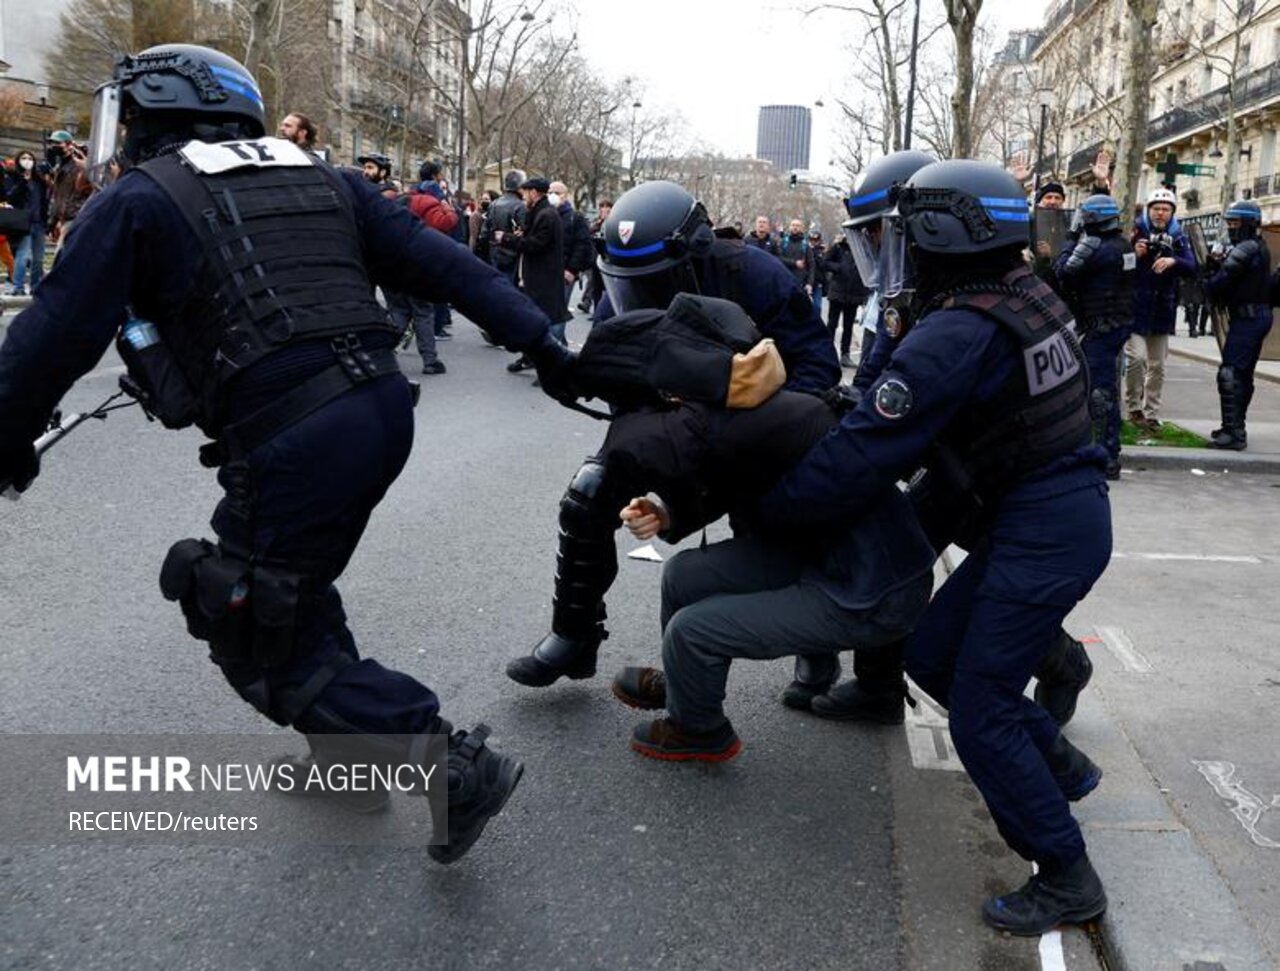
[2,391,139,500]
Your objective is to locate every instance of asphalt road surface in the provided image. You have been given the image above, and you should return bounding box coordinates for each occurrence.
[3,312,1272,970]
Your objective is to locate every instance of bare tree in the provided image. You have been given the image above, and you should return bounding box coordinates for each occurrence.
[1165,0,1278,207]
[941,0,981,156]
[1111,0,1159,222]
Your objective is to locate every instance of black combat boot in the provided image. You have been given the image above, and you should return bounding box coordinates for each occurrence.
[808,643,909,724]
[780,654,842,710]
[507,623,606,687]
[1044,733,1103,802]
[1034,631,1093,727]
[429,724,524,864]
[1210,366,1248,450]
[982,854,1107,936]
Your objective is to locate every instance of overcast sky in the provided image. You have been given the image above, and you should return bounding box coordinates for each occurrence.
[574,0,1048,179]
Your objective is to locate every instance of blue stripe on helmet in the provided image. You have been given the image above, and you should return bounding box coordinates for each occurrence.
[1225,205,1259,219]
[847,186,890,210]
[606,240,666,258]
[209,65,263,106]
[1082,199,1119,215]
[979,196,1028,209]
[987,210,1032,222]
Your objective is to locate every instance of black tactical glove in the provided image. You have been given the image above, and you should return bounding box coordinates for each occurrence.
[0,440,39,495]
[528,334,580,407]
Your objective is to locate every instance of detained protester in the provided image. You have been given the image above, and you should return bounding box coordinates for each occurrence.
[1205,199,1274,450]
[0,45,577,864]
[504,180,841,702]
[757,160,1112,936]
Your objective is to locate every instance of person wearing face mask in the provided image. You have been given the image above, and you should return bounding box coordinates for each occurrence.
[2,151,49,294]
[45,131,92,257]
[549,180,594,321]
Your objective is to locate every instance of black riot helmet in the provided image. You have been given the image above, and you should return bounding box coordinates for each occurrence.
[843,150,936,229]
[894,159,1033,255]
[596,180,717,313]
[841,150,934,290]
[1072,194,1122,235]
[1224,198,1262,244]
[88,44,266,185]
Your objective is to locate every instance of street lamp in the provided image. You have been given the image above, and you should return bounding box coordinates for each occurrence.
[35,83,49,107]
[1033,88,1052,196]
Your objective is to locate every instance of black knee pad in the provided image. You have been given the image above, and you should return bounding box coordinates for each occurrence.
[1217,364,1238,397]
[1087,387,1111,420]
[558,458,617,536]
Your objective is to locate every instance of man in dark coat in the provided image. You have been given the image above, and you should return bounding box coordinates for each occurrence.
[821,234,868,368]
[497,176,569,371]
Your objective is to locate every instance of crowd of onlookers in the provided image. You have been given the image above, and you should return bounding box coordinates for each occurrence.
[0,131,93,296]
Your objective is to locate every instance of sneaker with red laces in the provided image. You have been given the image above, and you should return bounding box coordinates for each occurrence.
[630,717,742,762]
[612,666,666,709]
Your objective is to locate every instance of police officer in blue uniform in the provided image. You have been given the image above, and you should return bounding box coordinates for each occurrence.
[757,160,1112,936]
[0,45,575,863]
[1206,199,1273,450]
[1053,193,1135,480]
[505,180,841,694]
[807,152,1095,730]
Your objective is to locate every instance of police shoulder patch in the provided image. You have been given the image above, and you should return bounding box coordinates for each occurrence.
[874,378,913,420]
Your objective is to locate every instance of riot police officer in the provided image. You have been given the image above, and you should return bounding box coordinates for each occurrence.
[1054,193,1135,480]
[844,150,936,393]
[0,45,574,863]
[758,160,1111,936]
[505,180,841,694]
[1206,199,1273,450]
[809,151,1094,729]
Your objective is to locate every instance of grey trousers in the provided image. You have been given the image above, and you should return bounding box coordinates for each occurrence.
[660,537,932,731]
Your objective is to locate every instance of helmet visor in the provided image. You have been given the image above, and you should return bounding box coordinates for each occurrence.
[879,218,911,297]
[87,82,122,188]
[843,220,881,289]
[600,260,697,314]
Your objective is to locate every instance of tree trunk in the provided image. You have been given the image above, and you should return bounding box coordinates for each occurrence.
[1113,0,1158,223]
[950,17,976,156]
[1219,29,1244,208]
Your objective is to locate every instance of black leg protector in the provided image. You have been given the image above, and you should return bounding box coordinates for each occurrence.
[1033,629,1093,727]
[1211,365,1247,449]
[508,458,620,687]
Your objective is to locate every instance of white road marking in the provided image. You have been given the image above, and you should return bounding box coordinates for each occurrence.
[903,681,963,772]
[1038,928,1068,971]
[1193,760,1280,849]
[1112,552,1264,564]
[1095,626,1153,673]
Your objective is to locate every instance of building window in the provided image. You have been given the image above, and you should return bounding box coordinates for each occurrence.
[1202,63,1214,93]
[1177,78,1188,102]
[1239,42,1251,70]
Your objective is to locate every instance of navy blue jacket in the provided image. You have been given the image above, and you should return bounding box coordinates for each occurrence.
[1207,237,1272,311]
[1052,232,1135,331]
[758,304,1106,600]
[0,162,555,450]
[595,243,841,396]
[1130,217,1197,336]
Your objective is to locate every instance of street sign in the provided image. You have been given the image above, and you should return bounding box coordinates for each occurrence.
[1184,163,1216,176]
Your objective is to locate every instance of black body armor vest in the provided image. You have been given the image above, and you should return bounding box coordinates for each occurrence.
[1075,234,1135,331]
[137,138,396,433]
[931,266,1092,499]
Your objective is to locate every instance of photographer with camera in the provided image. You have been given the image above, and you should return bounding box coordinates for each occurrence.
[1125,187,1196,429]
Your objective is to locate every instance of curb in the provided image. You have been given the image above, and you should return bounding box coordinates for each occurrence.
[1124,444,1280,474]
[1168,344,1280,386]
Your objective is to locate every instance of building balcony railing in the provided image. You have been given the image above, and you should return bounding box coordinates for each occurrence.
[1145,62,1280,147]
[1068,139,1104,177]
[1253,173,1280,197]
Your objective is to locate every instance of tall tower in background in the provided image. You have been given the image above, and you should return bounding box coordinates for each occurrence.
[756,105,811,172]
